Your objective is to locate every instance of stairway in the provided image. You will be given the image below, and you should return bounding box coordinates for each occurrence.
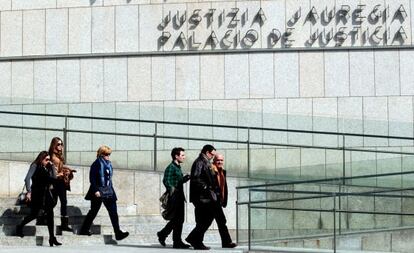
[0,196,229,247]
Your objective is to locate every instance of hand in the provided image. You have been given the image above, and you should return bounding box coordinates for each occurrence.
[95,191,101,198]
[183,174,190,182]
[170,187,176,194]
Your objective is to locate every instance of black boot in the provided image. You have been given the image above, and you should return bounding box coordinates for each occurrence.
[60,216,72,232]
[115,230,129,241]
[49,236,62,247]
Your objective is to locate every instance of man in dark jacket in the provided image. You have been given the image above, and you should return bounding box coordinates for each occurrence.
[185,144,217,250]
[211,154,236,248]
[157,147,191,248]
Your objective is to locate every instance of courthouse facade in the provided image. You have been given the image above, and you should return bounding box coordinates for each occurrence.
[0,0,412,182]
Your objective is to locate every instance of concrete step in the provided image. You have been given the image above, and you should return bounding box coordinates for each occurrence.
[0,203,138,217]
[0,215,161,227]
[0,213,166,228]
[1,223,236,238]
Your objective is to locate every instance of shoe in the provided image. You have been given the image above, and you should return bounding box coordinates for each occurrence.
[222,242,237,248]
[49,237,62,247]
[79,230,92,236]
[15,225,24,238]
[115,230,129,241]
[60,216,73,232]
[157,232,166,247]
[173,241,191,249]
[194,244,210,250]
[185,237,210,250]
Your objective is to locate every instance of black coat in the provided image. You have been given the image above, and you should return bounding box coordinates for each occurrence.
[189,154,218,204]
[29,163,57,210]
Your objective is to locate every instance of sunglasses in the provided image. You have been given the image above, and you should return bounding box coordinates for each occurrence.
[57,142,64,146]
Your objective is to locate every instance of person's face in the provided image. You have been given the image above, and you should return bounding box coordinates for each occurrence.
[214,155,224,168]
[42,155,51,167]
[206,150,216,160]
[56,140,63,151]
[102,153,111,161]
[175,151,186,164]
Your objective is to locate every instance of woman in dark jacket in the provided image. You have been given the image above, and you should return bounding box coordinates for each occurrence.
[79,145,129,241]
[16,151,61,247]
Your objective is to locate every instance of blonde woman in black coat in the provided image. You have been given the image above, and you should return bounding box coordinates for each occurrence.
[16,151,61,246]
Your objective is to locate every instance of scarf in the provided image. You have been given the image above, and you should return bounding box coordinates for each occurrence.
[98,157,113,187]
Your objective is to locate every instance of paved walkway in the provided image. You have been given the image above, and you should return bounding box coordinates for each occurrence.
[0,244,247,253]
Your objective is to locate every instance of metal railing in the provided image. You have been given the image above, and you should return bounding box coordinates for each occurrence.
[2,110,414,252]
[1,110,414,173]
[236,170,414,252]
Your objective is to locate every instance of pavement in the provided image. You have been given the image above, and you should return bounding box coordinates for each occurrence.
[0,244,248,253]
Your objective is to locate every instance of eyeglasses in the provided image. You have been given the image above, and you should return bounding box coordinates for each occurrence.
[57,142,64,146]
[103,153,111,156]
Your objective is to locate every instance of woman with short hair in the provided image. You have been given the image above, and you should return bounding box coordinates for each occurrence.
[79,145,129,241]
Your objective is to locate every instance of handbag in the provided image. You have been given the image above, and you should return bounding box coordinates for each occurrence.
[16,185,28,205]
[98,185,114,199]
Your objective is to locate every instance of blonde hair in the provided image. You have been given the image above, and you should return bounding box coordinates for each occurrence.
[96,145,112,158]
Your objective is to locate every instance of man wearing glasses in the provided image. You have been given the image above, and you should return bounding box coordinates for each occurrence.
[185,144,217,250]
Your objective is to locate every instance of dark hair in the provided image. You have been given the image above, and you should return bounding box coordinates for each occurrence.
[33,151,49,167]
[171,147,185,160]
[201,144,215,155]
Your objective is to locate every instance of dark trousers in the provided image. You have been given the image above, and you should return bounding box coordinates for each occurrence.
[213,201,232,245]
[80,197,120,233]
[55,180,67,217]
[186,201,232,246]
[158,196,185,243]
[186,202,215,245]
[20,206,55,237]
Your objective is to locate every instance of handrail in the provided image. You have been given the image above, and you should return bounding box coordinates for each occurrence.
[236,170,414,190]
[2,123,414,155]
[237,165,414,252]
[1,110,414,140]
[240,180,414,252]
[249,206,414,216]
